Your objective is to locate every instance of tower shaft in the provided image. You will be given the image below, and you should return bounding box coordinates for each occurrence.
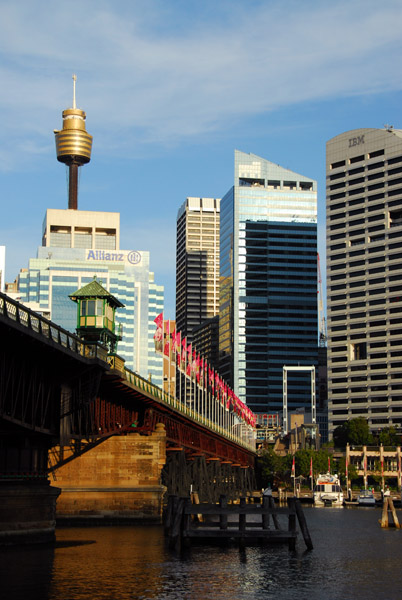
[68,163,79,210]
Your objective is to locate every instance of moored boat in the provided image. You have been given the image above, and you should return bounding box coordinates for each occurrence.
[313,473,344,507]
[357,489,376,506]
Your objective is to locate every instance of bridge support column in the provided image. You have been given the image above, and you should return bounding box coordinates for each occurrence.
[54,424,167,523]
[0,482,60,545]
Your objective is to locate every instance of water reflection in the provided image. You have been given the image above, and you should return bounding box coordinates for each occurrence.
[1,508,402,600]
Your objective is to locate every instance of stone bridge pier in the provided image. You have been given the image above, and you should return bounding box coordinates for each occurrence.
[54,424,167,523]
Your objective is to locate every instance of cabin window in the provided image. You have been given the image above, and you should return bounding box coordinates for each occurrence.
[81,299,104,316]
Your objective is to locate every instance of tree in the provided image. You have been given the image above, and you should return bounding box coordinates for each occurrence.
[333,418,373,447]
[337,456,358,485]
[258,447,287,487]
[379,426,400,447]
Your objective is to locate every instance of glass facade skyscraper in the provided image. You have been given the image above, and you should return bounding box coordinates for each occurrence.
[219,150,318,415]
[16,209,164,385]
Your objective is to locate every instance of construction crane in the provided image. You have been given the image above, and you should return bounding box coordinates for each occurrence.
[317,253,327,347]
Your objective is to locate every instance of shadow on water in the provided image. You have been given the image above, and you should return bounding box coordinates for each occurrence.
[55,539,96,549]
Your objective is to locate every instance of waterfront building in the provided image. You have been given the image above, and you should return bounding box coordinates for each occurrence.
[219,150,318,415]
[326,127,402,437]
[16,208,164,384]
[346,443,402,491]
[176,197,220,342]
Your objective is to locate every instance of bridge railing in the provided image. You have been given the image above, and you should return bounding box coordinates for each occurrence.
[0,292,109,363]
[108,355,256,453]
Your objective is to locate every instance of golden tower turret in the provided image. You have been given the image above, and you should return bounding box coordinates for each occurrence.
[54,75,93,210]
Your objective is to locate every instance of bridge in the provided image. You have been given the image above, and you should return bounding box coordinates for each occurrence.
[0,291,256,542]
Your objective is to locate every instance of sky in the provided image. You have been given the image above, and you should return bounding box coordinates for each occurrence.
[1,0,402,318]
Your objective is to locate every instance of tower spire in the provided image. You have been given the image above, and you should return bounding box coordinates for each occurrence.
[72,73,77,109]
[54,75,93,210]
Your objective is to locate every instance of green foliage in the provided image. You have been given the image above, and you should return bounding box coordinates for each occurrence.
[258,447,287,486]
[378,426,400,446]
[337,456,358,484]
[333,418,374,447]
[257,447,335,487]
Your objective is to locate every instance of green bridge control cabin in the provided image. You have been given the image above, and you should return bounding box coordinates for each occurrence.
[69,276,124,354]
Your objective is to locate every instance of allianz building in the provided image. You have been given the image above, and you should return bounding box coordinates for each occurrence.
[15,208,164,385]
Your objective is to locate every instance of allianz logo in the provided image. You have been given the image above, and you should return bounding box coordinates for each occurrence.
[86,250,141,265]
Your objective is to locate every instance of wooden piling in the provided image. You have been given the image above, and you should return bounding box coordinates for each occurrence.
[269,495,280,530]
[287,498,297,550]
[381,497,389,528]
[380,497,401,529]
[295,498,314,550]
[262,496,270,530]
[389,498,400,529]
[219,494,228,530]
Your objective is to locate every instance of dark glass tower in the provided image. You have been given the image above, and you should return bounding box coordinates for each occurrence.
[219,150,318,415]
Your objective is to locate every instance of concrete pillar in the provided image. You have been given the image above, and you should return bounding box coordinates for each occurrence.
[0,483,60,545]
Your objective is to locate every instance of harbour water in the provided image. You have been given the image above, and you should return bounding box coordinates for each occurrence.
[1,506,402,600]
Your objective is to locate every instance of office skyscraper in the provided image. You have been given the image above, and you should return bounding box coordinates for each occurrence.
[176,197,220,342]
[219,150,318,415]
[327,127,402,436]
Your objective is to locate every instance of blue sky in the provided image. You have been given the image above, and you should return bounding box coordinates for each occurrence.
[1,0,402,318]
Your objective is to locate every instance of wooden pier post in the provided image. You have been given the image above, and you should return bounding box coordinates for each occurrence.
[168,496,185,550]
[262,496,270,530]
[287,497,297,551]
[380,497,400,529]
[219,495,228,530]
[269,495,280,530]
[239,497,246,534]
[295,499,313,550]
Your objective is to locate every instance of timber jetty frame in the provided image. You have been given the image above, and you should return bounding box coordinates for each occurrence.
[165,494,313,551]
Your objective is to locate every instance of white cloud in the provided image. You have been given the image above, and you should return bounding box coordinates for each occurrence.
[0,0,402,170]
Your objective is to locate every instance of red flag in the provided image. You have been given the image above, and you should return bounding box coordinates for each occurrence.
[291,456,295,478]
[153,312,163,353]
[209,367,214,392]
[186,343,192,377]
[164,320,170,357]
[310,457,313,478]
[176,331,181,367]
[181,337,187,372]
[192,350,197,380]
[328,456,331,474]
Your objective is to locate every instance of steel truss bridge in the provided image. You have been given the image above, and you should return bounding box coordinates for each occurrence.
[0,292,256,501]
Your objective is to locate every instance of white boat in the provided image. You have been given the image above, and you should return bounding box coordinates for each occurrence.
[357,489,376,506]
[313,473,344,506]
